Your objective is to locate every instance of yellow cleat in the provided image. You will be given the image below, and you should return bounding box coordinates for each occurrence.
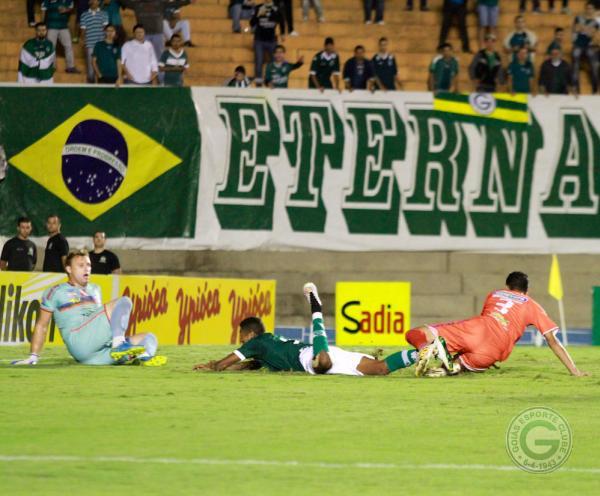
[415,344,435,377]
[139,355,168,367]
[110,344,146,362]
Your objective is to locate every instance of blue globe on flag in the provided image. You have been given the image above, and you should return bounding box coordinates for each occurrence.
[62,119,128,204]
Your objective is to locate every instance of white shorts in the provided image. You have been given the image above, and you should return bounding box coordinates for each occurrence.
[299,346,373,376]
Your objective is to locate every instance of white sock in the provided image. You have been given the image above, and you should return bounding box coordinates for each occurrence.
[112,335,126,348]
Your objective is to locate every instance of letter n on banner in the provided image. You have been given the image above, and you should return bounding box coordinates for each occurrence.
[468,114,543,238]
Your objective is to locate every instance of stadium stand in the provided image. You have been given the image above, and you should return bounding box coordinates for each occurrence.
[1,0,597,93]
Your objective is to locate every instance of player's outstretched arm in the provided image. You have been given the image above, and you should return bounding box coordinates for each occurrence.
[193,353,241,372]
[545,331,588,376]
[12,309,52,365]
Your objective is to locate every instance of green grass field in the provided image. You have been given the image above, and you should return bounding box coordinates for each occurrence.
[1,345,599,495]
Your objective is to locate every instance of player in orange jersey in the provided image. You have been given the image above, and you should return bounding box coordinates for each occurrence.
[406,271,587,377]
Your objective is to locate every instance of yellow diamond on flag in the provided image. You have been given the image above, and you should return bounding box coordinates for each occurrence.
[9,104,182,220]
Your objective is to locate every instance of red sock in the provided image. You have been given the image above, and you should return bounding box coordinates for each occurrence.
[406,328,429,350]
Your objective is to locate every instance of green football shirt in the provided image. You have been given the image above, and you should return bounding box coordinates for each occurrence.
[430,55,459,91]
[234,333,309,372]
[546,40,561,55]
[372,52,398,90]
[42,0,73,30]
[508,60,534,93]
[93,40,121,79]
[308,50,340,89]
[265,61,302,88]
[159,49,189,87]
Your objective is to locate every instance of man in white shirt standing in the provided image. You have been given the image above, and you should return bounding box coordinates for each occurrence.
[121,24,158,85]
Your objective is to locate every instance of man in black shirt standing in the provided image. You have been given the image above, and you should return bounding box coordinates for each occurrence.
[539,47,574,95]
[469,34,503,92]
[0,217,37,272]
[43,214,69,273]
[89,231,122,274]
[343,45,375,91]
[250,0,283,85]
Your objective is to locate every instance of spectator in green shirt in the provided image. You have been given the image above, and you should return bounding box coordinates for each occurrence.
[571,2,599,93]
[428,42,459,93]
[42,0,80,73]
[308,37,341,91]
[507,46,536,94]
[92,23,122,84]
[546,27,564,56]
[265,45,303,88]
[101,0,126,45]
[158,33,189,86]
[503,15,538,63]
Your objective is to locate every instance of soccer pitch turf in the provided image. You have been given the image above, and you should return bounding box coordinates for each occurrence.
[1,345,599,495]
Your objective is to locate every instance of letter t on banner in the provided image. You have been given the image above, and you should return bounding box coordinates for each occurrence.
[548,254,568,346]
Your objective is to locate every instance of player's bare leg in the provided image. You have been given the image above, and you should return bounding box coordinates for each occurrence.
[356,349,419,375]
[303,282,332,374]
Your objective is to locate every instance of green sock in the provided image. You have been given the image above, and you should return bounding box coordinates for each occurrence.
[384,349,418,372]
[312,312,329,357]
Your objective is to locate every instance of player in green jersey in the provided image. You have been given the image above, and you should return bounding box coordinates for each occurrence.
[265,45,303,88]
[194,283,419,376]
[12,249,166,366]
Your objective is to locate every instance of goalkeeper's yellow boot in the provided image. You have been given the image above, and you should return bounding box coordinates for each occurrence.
[138,355,168,367]
[415,343,436,377]
[111,342,146,362]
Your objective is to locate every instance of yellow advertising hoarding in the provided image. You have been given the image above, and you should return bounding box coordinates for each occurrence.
[0,272,275,346]
[335,282,411,346]
[0,272,113,345]
[119,275,275,345]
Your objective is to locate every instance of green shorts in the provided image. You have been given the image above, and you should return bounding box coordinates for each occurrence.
[63,309,115,365]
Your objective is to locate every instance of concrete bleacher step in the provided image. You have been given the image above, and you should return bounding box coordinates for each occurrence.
[2,0,596,92]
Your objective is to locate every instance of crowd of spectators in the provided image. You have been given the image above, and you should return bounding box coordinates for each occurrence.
[15,0,600,95]
[19,0,194,86]
[0,215,121,275]
[235,0,600,95]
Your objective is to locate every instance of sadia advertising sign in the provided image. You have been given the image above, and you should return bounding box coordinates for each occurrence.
[335,282,410,346]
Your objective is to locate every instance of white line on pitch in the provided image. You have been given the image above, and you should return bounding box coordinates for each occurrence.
[0,455,598,475]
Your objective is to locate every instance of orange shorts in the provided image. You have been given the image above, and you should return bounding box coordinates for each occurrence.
[428,317,504,372]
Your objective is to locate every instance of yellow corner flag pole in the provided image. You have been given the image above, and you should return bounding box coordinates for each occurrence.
[548,254,568,346]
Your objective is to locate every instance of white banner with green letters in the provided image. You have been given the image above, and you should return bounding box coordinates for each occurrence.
[193,88,600,252]
[1,86,599,252]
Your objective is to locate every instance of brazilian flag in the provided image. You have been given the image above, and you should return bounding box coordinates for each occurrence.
[434,92,529,126]
[0,87,200,238]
